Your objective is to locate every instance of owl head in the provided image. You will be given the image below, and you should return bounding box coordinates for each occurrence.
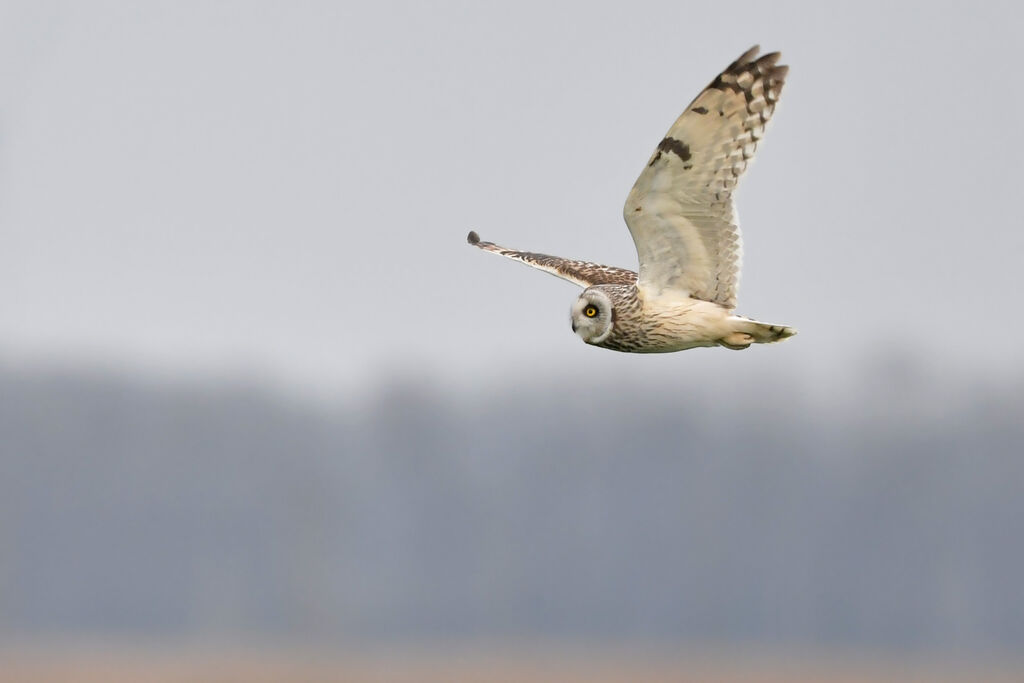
[571,288,614,345]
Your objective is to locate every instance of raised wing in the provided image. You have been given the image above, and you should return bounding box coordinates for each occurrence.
[623,46,787,309]
[467,231,636,288]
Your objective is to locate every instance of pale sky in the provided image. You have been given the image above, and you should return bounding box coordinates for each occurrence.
[1,1,1021,396]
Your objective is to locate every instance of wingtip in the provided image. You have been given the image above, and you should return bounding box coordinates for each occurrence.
[736,45,788,72]
[467,230,480,245]
[738,45,760,63]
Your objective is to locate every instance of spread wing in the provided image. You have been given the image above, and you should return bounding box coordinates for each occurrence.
[623,46,787,309]
[467,231,636,288]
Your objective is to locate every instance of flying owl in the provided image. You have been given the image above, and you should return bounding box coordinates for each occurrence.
[468,46,796,352]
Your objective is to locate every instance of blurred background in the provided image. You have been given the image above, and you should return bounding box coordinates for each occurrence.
[2,1,1023,680]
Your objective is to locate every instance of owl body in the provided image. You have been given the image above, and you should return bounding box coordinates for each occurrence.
[573,285,761,353]
[468,46,796,353]
[620,294,730,354]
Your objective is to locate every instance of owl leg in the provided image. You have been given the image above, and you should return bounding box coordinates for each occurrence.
[724,316,797,345]
[719,332,754,350]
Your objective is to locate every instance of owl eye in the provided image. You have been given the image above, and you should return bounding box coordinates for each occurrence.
[584,305,598,318]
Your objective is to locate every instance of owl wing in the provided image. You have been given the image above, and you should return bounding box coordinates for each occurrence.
[623,46,787,309]
[467,231,637,288]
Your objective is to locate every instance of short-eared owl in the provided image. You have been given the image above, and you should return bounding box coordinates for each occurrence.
[468,46,795,352]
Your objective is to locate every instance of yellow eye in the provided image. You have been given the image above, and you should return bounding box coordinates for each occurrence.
[584,306,598,318]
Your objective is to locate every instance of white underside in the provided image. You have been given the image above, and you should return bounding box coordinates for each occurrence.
[635,291,789,352]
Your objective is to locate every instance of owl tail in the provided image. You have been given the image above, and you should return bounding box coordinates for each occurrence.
[720,317,797,350]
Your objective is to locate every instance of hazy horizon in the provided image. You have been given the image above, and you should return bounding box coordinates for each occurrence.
[2,358,1023,654]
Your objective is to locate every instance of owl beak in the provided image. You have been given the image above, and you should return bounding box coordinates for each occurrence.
[571,320,578,333]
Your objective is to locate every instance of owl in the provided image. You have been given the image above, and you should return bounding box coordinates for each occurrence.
[468,46,795,352]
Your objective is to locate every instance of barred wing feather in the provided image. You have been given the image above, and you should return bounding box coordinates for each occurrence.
[623,46,787,309]
[467,231,637,288]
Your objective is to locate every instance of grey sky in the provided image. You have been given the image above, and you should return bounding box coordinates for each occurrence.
[1,1,1021,396]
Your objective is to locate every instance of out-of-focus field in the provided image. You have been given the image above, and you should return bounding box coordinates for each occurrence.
[2,650,1021,683]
